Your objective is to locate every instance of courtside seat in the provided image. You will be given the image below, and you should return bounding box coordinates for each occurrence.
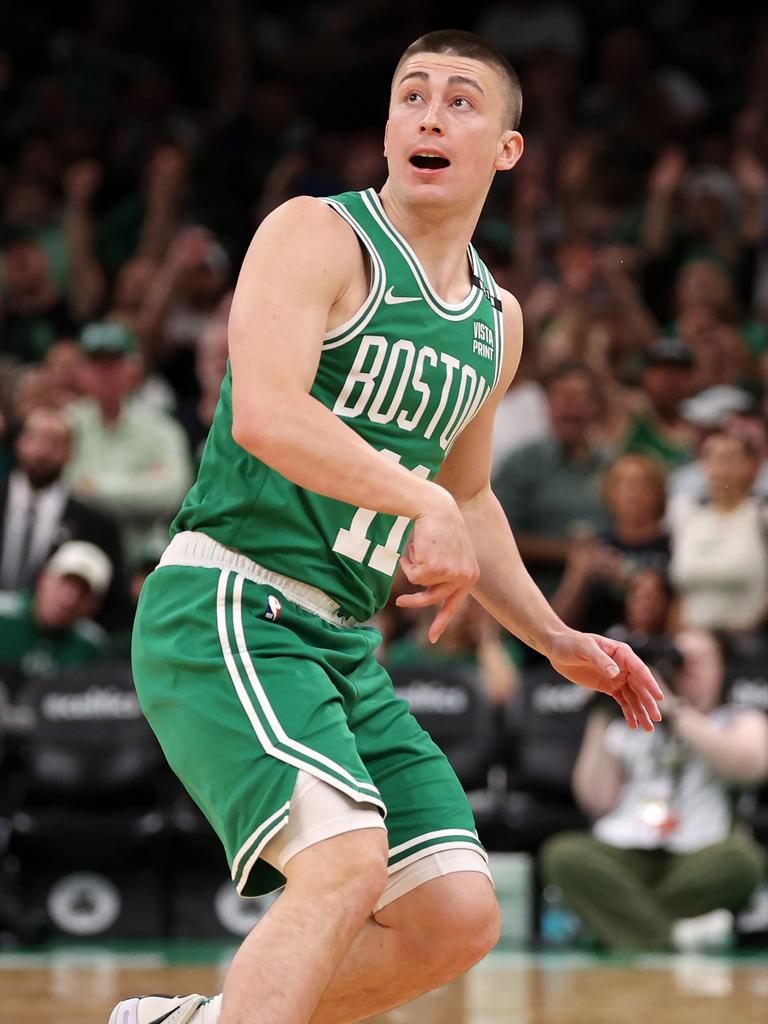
[497,660,594,852]
[390,661,500,841]
[723,632,768,717]
[390,661,497,791]
[167,788,280,938]
[4,662,171,939]
[723,640,768,845]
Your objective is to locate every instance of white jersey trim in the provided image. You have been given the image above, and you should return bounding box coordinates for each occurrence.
[363,190,484,322]
[161,531,359,627]
[319,198,387,349]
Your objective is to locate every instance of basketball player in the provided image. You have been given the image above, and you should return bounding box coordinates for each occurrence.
[109,30,663,1024]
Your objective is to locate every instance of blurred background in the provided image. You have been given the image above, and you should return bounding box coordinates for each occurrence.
[1,0,768,1008]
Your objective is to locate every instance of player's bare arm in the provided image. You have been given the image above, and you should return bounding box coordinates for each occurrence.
[418,289,663,731]
[228,195,478,615]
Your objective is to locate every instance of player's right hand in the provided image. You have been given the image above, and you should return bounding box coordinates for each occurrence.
[395,488,479,644]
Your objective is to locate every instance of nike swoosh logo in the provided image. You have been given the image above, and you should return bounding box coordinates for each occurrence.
[384,286,421,305]
[151,1010,179,1024]
[151,1007,181,1024]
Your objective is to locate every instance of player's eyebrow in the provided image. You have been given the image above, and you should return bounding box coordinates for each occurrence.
[398,71,485,96]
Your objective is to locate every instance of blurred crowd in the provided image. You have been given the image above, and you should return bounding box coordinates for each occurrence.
[2,0,768,950]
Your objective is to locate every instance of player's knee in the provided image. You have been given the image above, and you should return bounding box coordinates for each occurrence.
[411,876,500,976]
[287,826,389,918]
[445,882,500,970]
[342,836,390,914]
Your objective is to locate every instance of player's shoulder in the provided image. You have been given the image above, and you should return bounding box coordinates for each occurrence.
[494,287,524,386]
[257,195,361,258]
[496,286,522,325]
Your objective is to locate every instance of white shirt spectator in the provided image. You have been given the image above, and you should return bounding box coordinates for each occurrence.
[491,380,551,472]
[668,496,768,631]
[594,711,737,853]
[66,397,192,561]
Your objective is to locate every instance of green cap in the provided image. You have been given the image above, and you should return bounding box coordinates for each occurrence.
[80,321,137,358]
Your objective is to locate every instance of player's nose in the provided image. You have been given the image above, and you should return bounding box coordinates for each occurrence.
[418,103,444,135]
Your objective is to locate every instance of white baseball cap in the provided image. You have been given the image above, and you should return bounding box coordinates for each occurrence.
[46,541,113,597]
[680,385,755,428]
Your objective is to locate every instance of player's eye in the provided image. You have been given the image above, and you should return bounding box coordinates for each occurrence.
[452,97,472,110]
[406,92,422,103]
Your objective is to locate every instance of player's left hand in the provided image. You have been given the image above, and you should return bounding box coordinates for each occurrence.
[547,631,663,732]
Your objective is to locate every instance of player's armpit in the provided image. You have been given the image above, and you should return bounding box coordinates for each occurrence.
[434,288,523,505]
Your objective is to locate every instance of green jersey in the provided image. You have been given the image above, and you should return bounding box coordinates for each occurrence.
[172,189,505,621]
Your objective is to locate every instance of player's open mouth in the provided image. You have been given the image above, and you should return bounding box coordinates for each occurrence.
[409,153,451,170]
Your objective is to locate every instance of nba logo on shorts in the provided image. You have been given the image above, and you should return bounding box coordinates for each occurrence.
[265,595,282,622]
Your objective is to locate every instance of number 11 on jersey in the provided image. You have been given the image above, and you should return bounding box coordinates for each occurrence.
[332,450,430,576]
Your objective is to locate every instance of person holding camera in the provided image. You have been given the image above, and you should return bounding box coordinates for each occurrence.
[541,626,768,951]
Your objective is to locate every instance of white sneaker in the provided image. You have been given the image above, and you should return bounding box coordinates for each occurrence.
[108,994,208,1024]
[672,909,734,951]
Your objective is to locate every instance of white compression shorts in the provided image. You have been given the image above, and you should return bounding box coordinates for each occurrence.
[261,771,492,913]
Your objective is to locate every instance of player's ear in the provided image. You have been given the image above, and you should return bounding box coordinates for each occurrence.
[495,130,523,173]
[383,120,390,158]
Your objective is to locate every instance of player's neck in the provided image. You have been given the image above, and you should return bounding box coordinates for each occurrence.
[378,184,483,304]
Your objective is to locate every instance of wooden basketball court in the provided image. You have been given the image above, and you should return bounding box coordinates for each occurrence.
[2,948,767,1023]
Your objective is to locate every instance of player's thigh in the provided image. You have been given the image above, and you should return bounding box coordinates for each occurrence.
[261,769,386,879]
[132,565,383,897]
[348,655,490,900]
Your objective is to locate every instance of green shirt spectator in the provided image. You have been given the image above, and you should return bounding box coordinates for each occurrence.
[386,598,522,709]
[622,411,693,469]
[65,321,193,561]
[0,591,105,679]
[0,540,112,681]
[495,438,610,596]
[493,361,612,598]
[621,336,698,471]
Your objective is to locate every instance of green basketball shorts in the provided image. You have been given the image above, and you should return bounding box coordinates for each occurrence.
[131,531,486,897]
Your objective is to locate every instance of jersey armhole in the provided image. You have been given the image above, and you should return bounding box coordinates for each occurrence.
[470,247,506,393]
[319,198,387,349]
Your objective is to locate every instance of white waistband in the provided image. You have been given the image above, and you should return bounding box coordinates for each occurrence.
[159,531,359,628]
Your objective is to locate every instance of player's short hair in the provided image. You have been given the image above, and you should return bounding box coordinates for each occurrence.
[393,30,522,130]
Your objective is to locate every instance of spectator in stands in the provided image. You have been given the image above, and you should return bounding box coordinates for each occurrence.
[606,569,676,650]
[621,336,698,470]
[668,391,768,502]
[138,226,231,400]
[531,242,657,382]
[0,405,129,630]
[65,321,192,563]
[105,143,191,351]
[553,454,669,633]
[494,361,610,597]
[0,159,108,365]
[672,272,757,391]
[0,540,111,686]
[104,536,167,660]
[640,150,766,326]
[0,237,76,364]
[43,339,86,410]
[669,431,768,632]
[386,598,521,709]
[176,317,229,465]
[541,628,768,952]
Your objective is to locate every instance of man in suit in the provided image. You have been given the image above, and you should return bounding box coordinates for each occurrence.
[0,405,130,630]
